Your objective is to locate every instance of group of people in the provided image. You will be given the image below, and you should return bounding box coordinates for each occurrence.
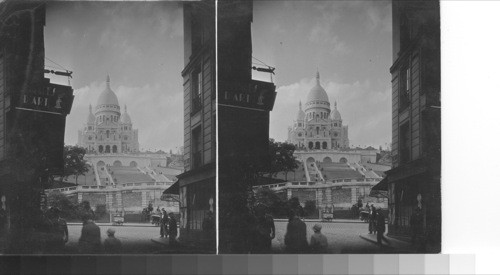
[78,211,122,254]
[284,210,328,253]
[157,208,178,245]
[250,205,329,254]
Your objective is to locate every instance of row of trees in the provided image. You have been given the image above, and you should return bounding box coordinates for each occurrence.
[47,192,107,221]
[254,188,318,218]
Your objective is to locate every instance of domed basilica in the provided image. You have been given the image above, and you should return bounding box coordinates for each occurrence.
[77,75,139,154]
[287,71,349,150]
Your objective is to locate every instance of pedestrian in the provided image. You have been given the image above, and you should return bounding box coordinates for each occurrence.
[48,207,68,253]
[251,204,275,254]
[309,224,328,253]
[103,228,122,254]
[376,208,390,246]
[369,204,377,234]
[202,210,215,248]
[284,210,308,253]
[168,213,178,246]
[160,209,168,238]
[78,214,102,254]
[410,207,424,246]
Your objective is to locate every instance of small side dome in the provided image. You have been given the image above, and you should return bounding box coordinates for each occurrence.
[121,105,132,124]
[331,101,342,120]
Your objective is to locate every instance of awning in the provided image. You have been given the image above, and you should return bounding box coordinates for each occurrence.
[369,177,388,198]
[163,180,179,195]
[161,181,179,202]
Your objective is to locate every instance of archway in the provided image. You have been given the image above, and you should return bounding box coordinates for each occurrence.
[130,161,138,167]
[322,142,327,149]
[113,160,122,167]
[323,157,332,163]
[97,161,105,167]
[112,145,118,153]
[306,157,315,163]
[339,157,347,163]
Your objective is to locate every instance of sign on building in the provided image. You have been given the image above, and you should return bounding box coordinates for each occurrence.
[218,80,276,112]
[15,79,74,115]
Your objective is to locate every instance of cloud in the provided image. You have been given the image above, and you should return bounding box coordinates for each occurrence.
[365,2,392,33]
[307,3,350,56]
[270,77,391,148]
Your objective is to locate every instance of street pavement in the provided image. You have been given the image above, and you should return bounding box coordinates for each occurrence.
[60,221,412,254]
[271,220,412,254]
[65,223,165,254]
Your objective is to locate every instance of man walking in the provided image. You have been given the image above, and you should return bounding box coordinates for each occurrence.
[410,207,424,246]
[252,204,275,253]
[369,204,377,234]
[376,208,390,246]
[160,209,168,238]
[50,207,68,253]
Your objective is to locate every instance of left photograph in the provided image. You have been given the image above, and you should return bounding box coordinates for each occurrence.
[0,0,215,254]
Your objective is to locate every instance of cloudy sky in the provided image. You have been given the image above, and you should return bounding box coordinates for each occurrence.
[252,1,392,148]
[45,1,184,152]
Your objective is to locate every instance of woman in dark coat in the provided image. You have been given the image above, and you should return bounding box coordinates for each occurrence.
[168,213,178,246]
[284,210,308,253]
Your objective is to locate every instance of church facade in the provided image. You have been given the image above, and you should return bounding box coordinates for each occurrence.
[288,72,349,150]
[77,75,139,154]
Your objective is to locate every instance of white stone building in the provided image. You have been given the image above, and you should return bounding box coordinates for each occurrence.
[288,71,349,150]
[77,75,139,154]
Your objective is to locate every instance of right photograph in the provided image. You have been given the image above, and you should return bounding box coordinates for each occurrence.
[218,0,440,254]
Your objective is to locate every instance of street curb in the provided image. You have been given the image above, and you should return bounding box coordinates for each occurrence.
[274,219,366,224]
[68,223,156,228]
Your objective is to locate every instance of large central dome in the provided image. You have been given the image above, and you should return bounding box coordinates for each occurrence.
[305,71,330,113]
[96,75,119,107]
[306,72,330,104]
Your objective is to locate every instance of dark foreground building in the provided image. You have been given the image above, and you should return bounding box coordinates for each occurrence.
[0,2,73,253]
[171,0,216,251]
[373,0,441,252]
[218,0,276,253]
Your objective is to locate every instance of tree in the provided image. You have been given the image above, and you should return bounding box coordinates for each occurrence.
[62,145,89,184]
[266,139,299,180]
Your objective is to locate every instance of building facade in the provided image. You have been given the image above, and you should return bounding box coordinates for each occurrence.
[175,0,216,248]
[77,76,139,154]
[375,0,441,252]
[288,71,349,150]
[0,3,74,252]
